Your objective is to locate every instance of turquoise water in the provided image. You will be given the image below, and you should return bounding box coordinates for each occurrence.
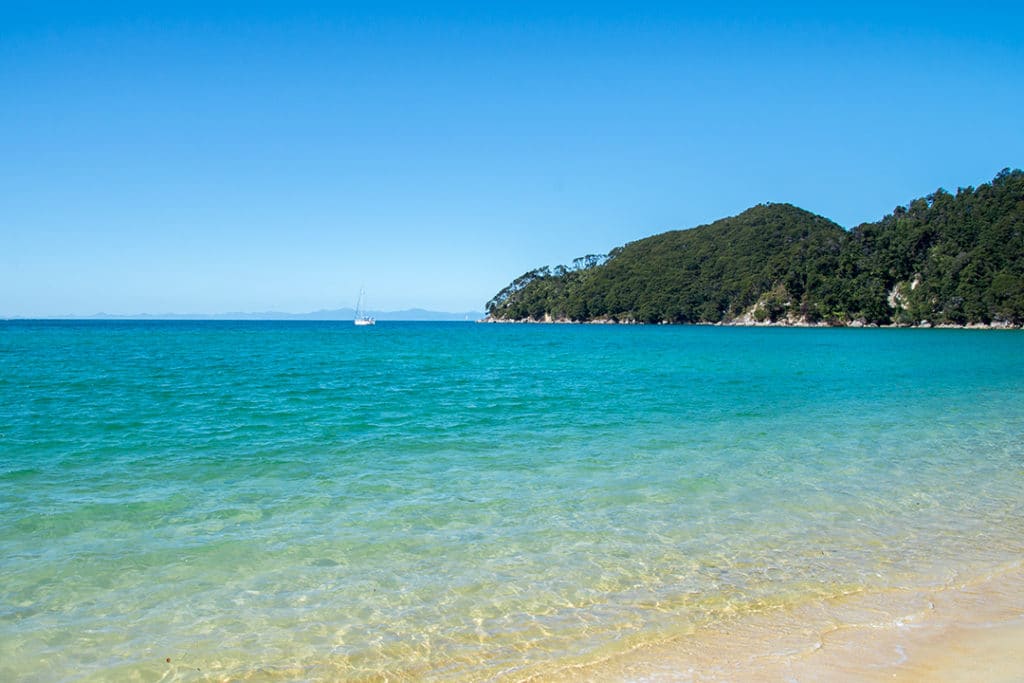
[1,321,1023,680]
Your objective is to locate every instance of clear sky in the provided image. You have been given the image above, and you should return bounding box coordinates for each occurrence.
[3,1,1023,316]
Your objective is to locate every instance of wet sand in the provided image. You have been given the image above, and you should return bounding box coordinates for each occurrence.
[542,562,1024,682]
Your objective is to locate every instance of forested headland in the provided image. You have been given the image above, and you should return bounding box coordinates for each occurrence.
[485,168,1024,327]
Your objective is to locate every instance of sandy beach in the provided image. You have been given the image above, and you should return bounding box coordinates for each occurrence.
[546,562,1024,682]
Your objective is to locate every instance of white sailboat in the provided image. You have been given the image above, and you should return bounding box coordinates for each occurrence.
[354,288,375,326]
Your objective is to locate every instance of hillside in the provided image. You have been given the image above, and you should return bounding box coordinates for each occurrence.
[486,169,1024,326]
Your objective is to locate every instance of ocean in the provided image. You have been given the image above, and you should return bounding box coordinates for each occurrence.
[1,321,1022,680]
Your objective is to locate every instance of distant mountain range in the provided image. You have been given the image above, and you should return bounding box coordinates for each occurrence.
[30,308,485,322]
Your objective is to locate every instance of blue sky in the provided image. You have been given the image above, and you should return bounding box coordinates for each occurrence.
[3,2,1023,316]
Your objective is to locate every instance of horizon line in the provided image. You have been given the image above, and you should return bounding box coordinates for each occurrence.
[2,306,485,322]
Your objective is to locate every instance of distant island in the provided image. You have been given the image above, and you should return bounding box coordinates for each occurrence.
[484,168,1024,328]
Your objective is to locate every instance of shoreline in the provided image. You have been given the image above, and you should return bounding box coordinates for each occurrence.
[539,562,1024,682]
[478,316,1022,330]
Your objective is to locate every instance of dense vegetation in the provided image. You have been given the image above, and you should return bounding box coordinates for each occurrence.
[486,168,1024,326]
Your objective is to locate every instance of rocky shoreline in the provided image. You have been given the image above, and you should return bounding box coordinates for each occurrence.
[478,315,1021,330]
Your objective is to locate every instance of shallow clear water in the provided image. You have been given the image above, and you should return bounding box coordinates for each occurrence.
[1,321,1022,680]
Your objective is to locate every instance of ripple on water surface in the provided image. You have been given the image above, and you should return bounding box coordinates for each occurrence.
[0,322,1022,680]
